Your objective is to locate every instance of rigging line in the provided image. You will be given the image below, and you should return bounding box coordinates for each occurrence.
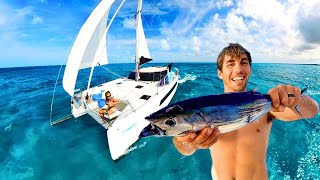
[49,19,80,125]
[99,65,126,79]
[106,0,125,32]
[49,64,65,125]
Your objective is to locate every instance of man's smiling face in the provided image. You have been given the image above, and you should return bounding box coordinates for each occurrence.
[218,52,251,93]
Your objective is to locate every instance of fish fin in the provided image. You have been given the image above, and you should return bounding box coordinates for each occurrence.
[293,87,308,118]
[165,105,184,115]
[300,87,308,94]
[250,87,259,93]
[294,105,304,118]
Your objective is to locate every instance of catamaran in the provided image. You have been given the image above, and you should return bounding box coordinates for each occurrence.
[51,0,180,160]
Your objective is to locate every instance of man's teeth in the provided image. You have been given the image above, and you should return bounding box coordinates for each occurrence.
[232,77,244,81]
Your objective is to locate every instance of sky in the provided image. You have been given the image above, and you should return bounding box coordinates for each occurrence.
[0,0,319,68]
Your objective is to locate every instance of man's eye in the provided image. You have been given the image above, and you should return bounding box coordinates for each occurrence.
[227,63,233,67]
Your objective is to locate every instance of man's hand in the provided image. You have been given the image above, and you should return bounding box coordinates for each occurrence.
[268,84,301,112]
[173,127,220,156]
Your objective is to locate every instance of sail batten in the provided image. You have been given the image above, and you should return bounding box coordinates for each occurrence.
[63,0,115,97]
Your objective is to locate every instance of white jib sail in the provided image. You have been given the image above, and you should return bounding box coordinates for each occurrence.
[136,0,152,64]
[63,0,115,97]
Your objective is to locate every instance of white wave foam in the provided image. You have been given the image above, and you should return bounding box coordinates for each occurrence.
[296,128,320,178]
[178,74,198,83]
[124,141,147,154]
[307,90,320,95]
[4,123,12,132]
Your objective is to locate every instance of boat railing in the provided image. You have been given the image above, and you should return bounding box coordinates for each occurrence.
[174,68,180,76]
[115,99,136,119]
[158,71,176,87]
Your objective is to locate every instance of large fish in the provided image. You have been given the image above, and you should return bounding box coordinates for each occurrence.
[140,88,306,137]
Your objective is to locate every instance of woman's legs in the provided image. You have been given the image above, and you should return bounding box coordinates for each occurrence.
[107,107,116,114]
[99,107,116,125]
[99,107,116,115]
[99,109,107,116]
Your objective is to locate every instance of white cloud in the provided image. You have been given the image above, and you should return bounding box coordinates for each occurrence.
[296,0,320,46]
[122,18,135,29]
[152,0,320,64]
[160,39,170,50]
[160,0,216,35]
[14,6,34,21]
[225,11,248,33]
[62,0,320,65]
[0,5,43,28]
[216,0,234,9]
[192,36,201,54]
[0,2,65,67]
[231,0,320,63]
[31,16,43,24]
[1,0,320,67]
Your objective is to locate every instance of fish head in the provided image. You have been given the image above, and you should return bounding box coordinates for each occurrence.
[140,105,194,137]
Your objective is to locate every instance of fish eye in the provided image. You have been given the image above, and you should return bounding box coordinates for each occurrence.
[165,118,176,127]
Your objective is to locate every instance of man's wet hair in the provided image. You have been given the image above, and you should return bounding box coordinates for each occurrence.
[216,43,252,71]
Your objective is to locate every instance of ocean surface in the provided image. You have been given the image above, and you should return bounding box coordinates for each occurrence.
[0,63,319,180]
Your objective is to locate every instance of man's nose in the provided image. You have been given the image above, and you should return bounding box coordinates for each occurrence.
[234,62,242,73]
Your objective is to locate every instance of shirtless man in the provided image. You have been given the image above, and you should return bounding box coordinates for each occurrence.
[173,43,319,180]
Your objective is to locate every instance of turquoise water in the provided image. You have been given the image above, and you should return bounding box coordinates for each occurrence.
[0,63,319,179]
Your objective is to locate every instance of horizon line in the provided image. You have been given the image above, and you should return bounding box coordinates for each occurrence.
[0,62,319,69]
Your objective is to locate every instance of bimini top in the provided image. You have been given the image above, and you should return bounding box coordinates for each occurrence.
[128,67,168,81]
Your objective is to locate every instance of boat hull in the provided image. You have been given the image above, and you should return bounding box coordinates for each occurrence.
[70,71,179,160]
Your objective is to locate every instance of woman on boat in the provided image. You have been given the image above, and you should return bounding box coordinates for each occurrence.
[99,91,120,123]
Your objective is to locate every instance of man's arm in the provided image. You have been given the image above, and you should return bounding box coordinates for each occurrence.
[268,85,319,121]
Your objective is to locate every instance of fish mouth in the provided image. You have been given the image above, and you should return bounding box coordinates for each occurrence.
[139,123,166,138]
[145,114,154,120]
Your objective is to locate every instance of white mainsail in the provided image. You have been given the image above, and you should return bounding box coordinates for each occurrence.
[63,0,115,96]
[136,0,152,66]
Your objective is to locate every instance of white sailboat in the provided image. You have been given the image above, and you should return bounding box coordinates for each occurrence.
[53,0,180,160]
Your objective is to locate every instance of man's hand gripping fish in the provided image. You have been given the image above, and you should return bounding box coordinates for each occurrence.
[140,88,307,137]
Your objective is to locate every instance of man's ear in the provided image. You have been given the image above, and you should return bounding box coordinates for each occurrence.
[218,69,223,80]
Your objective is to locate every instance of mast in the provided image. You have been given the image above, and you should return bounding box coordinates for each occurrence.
[135,0,152,81]
[135,0,142,81]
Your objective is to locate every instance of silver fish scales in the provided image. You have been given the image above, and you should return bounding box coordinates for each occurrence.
[139,88,306,137]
